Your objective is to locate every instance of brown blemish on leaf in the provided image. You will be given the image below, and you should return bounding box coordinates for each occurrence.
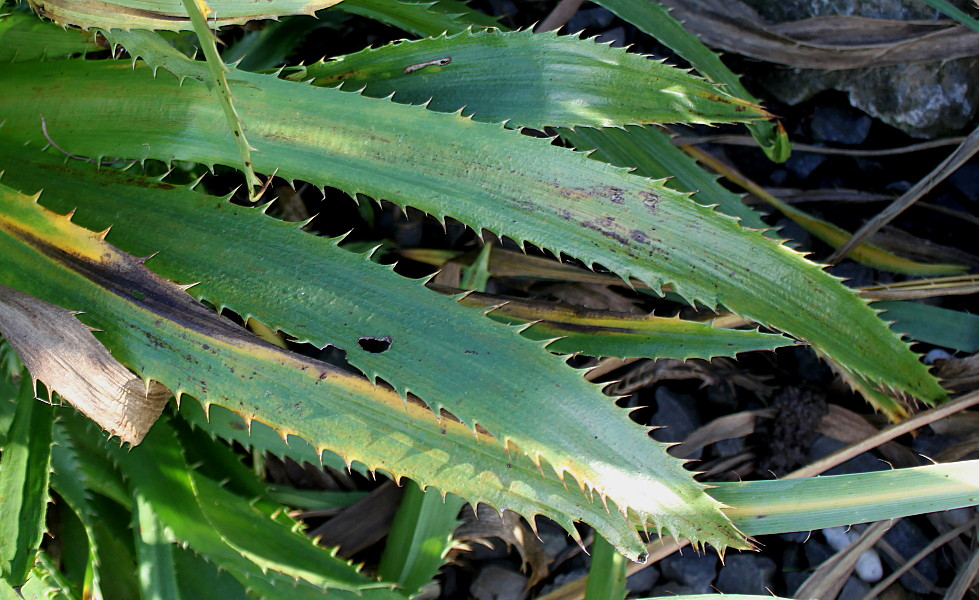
[0,283,170,444]
[579,219,629,245]
[641,192,660,213]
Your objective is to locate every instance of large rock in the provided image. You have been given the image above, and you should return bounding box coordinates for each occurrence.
[741,0,979,137]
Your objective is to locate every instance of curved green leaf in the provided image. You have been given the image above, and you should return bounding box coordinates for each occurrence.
[0,375,54,586]
[714,459,979,536]
[0,11,99,63]
[376,481,463,597]
[0,186,739,558]
[590,0,791,162]
[0,58,942,404]
[50,423,106,600]
[0,140,741,557]
[287,28,770,128]
[26,0,344,31]
[563,126,769,229]
[331,0,500,37]
[456,291,793,359]
[107,418,390,594]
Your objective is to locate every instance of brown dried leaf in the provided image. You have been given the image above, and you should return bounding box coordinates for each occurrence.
[454,504,550,587]
[0,283,169,444]
[308,481,404,558]
[935,353,979,393]
[658,0,979,69]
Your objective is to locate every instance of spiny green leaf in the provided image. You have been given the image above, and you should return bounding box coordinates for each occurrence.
[0,185,737,558]
[171,546,250,600]
[26,0,344,32]
[590,0,791,162]
[562,126,770,230]
[713,459,979,536]
[16,552,79,600]
[175,4,260,196]
[106,418,392,594]
[331,0,500,37]
[287,28,770,128]
[0,58,942,404]
[0,11,99,63]
[875,300,979,353]
[377,481,464,597]
[456,290,793,359]
[0,375,54,586]
[50,422,106,600]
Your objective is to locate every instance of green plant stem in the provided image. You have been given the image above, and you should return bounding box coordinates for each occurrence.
[584,534,627,600]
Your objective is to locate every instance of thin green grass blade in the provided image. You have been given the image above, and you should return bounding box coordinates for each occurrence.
[134,493,183,600]
[584,535,627,600]
[173,6,260,196]
[0,375,54,586]
[76,493,141,599]
[0,12,99,63]
[332,0,500,37]
[106,418,392,594]
[17,553,79,600]
[712,460,979,536]
[378,481,464,597]
[50,423,105,600]
[268,487,368,512]
[287,29,770,128]
[917,0,979,33]
[26,0,343,31]
[875,300,979,352]
[0,58,942,405]
[0,367,17,448]
[589,0,791,162]
[457,291,793,359]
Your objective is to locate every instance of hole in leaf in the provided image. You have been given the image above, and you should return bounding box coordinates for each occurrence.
[358,336,392,353]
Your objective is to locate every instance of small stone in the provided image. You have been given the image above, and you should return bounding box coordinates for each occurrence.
[839,576,874,600]
[803,539,835,568]
[715,554,777,595]
[825,263,876,290]
[659,550,718,586]
[924,349,953,364]
[470,565,529,600]
[809,436,887,476]
[774,218,813,251]
[626,564,660,594]
[537,569,587,598]
[780,531,812,544]
[912,429,958,461]
[949,163,979,202]
[566,7,616,33]
[537,521,571,561]
[649,582,715,596]
[784,570,809,596]
[881,520,937,594]
[651,387,702,459]
[811,105,872,145]
[786,152,826,179]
